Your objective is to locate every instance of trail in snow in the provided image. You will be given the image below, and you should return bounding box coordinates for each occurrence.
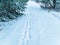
[25,1,60,45]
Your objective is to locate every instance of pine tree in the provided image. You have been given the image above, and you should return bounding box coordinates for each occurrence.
[0,0,28,22]
[40,0,56,9]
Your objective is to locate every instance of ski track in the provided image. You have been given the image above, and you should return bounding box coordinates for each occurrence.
[25,1,60,45]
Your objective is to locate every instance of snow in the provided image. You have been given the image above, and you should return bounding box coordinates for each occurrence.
[0,15,28,45]
[49,11,60,18]
[0,0,60,45]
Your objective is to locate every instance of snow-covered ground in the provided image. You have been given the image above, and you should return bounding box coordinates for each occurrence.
[25,1,60,45]
[0,0,60,45]
[0,15,28,45]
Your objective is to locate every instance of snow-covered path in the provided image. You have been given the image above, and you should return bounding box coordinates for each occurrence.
[25,1,60,45]
[0,1,60,45]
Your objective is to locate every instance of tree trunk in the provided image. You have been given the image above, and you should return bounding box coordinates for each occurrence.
[53,0,56,8]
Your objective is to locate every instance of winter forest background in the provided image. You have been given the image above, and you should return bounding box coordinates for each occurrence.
[0,0,60,45]
[0,0,60,22]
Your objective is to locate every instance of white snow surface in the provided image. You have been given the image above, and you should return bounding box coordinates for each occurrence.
[0,1,60,45]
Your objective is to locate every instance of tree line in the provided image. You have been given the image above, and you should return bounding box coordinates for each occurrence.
[35,0,57,9]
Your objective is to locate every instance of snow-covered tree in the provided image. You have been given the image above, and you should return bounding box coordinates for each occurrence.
[0,0,28,22]
[38,0,57,8]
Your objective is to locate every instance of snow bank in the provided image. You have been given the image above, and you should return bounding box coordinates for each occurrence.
[0,15,27,45]
[50,11,60,18]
